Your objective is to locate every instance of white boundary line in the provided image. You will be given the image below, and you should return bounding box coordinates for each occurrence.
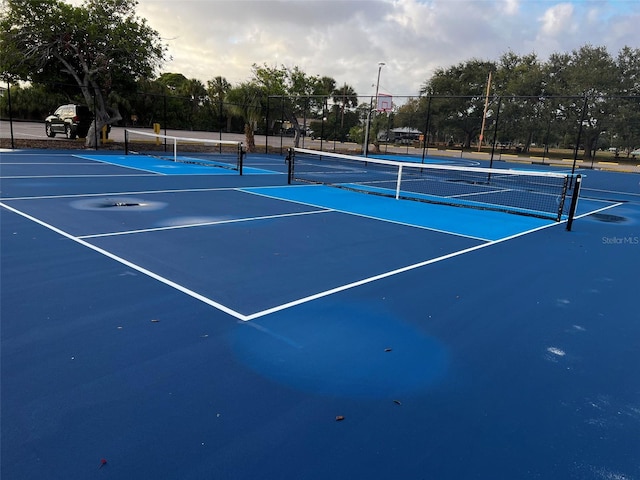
[572,201,624,219]
[2,198,624,322]
[0,201,247,321]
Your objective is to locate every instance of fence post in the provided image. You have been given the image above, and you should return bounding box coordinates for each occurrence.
[265,96,270,154]
[7,82,15,150]
[421,95,432,163]
[489,97,501,168]
[572,95,589,178]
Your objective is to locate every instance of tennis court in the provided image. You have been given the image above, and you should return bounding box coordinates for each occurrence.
[2,146,639,479]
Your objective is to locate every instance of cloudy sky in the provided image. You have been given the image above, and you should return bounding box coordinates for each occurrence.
[128,0,638,98]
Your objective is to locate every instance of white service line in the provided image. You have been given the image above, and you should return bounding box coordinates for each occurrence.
[448,188,512,198]
[78,209,332,239]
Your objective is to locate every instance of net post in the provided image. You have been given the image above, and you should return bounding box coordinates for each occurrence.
[124,129,129,155]
[286,148,294,184]
[238,143,244,176]
[566,174,582,231]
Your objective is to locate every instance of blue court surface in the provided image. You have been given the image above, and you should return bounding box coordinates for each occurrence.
[2,149,639,479]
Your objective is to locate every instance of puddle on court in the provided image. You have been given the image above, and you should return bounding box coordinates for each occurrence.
[589,213,629,223]
[231,303,449,399]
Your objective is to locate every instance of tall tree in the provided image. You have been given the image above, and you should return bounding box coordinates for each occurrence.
[613,47,640,155]
[421,59,496,148]
[252,64,341,146]
[155,73,205,129]
[493,52,546,152]
[180,78,206,130]
[0,0,166,146]
[332,83,359,130]
[545,45,619,160]
[394,97,424,132]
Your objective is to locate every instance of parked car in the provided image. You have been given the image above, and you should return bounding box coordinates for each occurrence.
[45,104,93,139]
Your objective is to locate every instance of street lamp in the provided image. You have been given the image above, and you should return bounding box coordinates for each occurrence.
[363,62,385,157]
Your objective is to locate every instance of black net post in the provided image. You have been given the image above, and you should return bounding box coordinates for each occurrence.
[286,148,294,184]
[238,143,244,176]
[566,174,582,231]
[124,129,129,154]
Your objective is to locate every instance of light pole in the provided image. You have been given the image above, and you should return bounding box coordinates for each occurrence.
[363,62,385,157]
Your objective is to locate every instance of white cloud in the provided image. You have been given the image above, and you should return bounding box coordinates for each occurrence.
[63,0,639,99]
[503,0,520,16]
[539,3,575,36]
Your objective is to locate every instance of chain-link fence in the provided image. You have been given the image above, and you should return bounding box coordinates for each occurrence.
[1,81,638,167]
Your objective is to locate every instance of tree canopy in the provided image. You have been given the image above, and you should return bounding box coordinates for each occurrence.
[0,0,167,145]
[409,45,640,157]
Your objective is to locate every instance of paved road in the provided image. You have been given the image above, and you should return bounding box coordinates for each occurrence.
[0,119,361,152]
[1,120,283,146]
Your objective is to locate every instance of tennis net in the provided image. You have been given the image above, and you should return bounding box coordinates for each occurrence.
[287,148,580,222]
[124,129,244,174]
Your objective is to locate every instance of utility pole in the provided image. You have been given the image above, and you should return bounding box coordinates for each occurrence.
[363,62,385,157]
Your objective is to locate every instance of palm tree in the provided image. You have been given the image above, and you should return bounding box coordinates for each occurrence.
[226,81,264,152]
[332,83,358,128]
[207,76,231,131]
